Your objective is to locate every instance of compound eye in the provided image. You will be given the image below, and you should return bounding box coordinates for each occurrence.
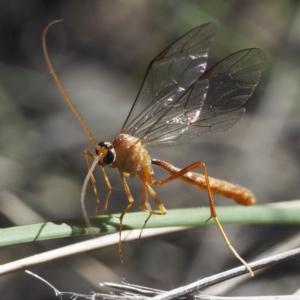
[96,142,116,165]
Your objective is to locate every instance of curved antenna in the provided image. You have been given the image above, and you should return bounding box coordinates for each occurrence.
[42,19,98,148]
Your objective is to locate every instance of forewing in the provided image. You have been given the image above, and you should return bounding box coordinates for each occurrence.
[143,48,266,147]
[121,22,217,136]
[201,48,266,111]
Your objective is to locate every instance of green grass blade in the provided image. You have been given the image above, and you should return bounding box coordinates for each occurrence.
[0,205,299,247]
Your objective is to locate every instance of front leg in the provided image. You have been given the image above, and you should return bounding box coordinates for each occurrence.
[84,149,113,216]
[118,172,134,263]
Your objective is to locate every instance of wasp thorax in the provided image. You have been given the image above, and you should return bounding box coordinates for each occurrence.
[96,141,116,165]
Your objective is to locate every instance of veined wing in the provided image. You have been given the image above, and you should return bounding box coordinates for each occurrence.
[136,48,266,147]
[121,22,217,136]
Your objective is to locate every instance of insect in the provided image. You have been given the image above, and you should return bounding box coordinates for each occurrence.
[42,20,265,276]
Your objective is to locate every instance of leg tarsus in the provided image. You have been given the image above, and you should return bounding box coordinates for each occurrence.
[205,215,213,223]
[139,184,166,240]
[214,216,254,276]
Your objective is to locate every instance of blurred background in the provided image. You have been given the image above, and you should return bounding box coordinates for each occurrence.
[0,0,300,299]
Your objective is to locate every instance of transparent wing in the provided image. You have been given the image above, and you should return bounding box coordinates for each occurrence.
[121,22,217,135]
[143,48,266,147]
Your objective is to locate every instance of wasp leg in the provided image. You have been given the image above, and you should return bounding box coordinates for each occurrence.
[118,172,135,263]
[84,150,112,216]
[139,180,148,211]
[139,183,166,239]
[151,159,254,277]
[152,158,255,206]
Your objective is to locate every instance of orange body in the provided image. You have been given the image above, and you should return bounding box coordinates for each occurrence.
[111,134,154,185]
[152,159,256,206]
[42,20,266,276]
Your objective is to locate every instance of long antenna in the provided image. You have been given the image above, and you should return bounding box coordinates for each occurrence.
[42,19,98,148]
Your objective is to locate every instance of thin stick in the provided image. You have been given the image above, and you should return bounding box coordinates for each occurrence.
[204,216,300,295]
[151,247,300,300]
[25,248,300,299]
[0,227,188,275]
